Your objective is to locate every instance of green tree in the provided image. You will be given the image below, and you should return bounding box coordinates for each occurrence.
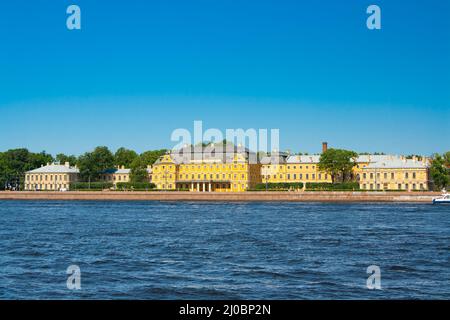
[318,148,358,183]
[56,153,77,165]
[0,149,53,190]
[130,158,149,183]
[139,149,167,166]
[430,154,449,191]
[128,150,166,183]
[114,147,138,167]
[444,151,450,167]
[77,146,114,181]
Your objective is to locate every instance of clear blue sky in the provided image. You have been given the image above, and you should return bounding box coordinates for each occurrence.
[0,0,449,156]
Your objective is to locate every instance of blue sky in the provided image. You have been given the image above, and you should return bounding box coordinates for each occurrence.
[0,0,449,156]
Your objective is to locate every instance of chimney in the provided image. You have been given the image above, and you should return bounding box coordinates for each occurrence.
[64,162,70,167]
[322,142,328,153]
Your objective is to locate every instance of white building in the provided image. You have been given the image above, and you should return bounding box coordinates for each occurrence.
[24,162,79,191]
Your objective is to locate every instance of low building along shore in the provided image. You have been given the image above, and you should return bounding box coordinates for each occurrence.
[359,155,429,191]
[24,162,79,191]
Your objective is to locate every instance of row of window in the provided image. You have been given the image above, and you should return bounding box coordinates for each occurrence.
[178,173,247,180]
[25,184,69,190]
[362,172,420,180]
[262,165,316,170]
[157,164,248,172]
[26,174,72,182]
[362,183,426,190]
[263,173,328,180]
[100,175,129,182]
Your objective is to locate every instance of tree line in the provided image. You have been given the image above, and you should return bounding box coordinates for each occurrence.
[0,147,167,190]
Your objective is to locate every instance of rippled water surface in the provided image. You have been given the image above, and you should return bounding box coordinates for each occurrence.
[0,200,449,299]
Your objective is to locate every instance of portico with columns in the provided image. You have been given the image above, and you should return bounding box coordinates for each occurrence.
[176,181,232,192]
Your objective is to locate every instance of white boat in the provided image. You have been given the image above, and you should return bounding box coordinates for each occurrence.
[433,191,450,204]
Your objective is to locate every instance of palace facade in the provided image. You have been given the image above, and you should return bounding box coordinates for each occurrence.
[23,143,432,192]
[24,162,79,191]
[358,155,429,191]
[151,144,262,192]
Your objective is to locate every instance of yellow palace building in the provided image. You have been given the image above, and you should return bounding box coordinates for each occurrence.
[260,152,332,184]
[358,155,430,191]
[259,143,430,191]
[152,144,262,192]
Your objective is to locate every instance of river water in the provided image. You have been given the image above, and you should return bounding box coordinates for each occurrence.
[0,200,449,299]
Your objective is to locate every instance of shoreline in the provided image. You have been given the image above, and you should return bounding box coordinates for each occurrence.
[0,191,440,203]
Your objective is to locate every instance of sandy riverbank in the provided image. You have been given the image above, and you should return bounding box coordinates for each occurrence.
[0,191,441,203]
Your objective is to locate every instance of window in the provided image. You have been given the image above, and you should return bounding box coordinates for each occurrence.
[405,172,409,179]
[384,173,387,179]
[370,173,374,179]
[363,173,366,179]
[391,173,394,179]
[413,172,416,179]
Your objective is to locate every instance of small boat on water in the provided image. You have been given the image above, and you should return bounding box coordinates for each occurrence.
[433,191,450,204]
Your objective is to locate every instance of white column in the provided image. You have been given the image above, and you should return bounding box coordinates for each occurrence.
[202,183,206,192]
[197,183,200,192]
[208,183,211,192]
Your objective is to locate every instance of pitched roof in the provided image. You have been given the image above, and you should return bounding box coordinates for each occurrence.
[286,155,321,164]
[27,163,79,174]
[365,158,428,169]
[101,168,131,174]
[155,145,257,164]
